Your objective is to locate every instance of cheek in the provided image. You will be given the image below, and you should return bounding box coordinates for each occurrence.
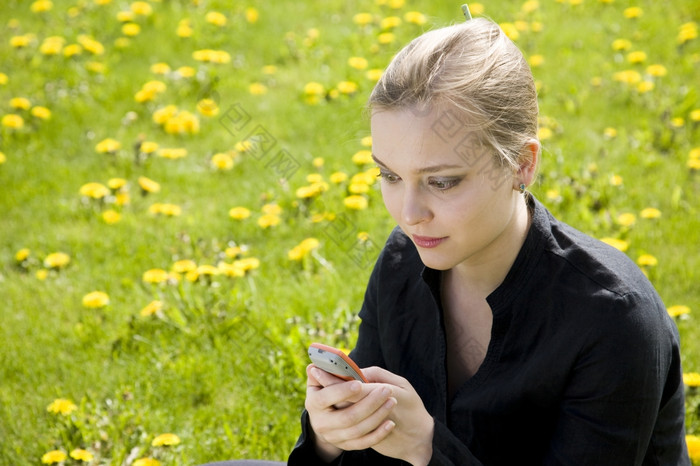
[380,184,402,220]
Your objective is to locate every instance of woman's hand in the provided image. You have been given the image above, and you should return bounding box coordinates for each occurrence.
[363,366,434,466]
[305,364,398,462]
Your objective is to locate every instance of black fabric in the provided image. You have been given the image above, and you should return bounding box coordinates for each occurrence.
[288,196,689,465]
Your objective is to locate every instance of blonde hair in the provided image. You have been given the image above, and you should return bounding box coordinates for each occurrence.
[369,18,539,171]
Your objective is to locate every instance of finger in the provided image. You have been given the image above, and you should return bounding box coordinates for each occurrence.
[306,377,363,411]
[362,366,408,387]
[310,365,351,388]
[320,387,395,439]
[334,418,397,452]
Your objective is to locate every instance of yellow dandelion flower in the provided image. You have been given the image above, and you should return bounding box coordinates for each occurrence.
[10,35,32,48]
[304,82,325,96]
[150,62,170,75]
[44,252,70,269]
[348,56,369,70]
[377,32,396,44]
[79,36,105,55]
[404,11,427,25]
[330,172,348,183]
[172,260,197,274]
[140,300,163,317]
[158,147,187,159]
[668,305,691,318]
[687,435,700,461]
[152,433,181,446]
[40,36,65,55]
[96,138,121,153]
[646,64,667,77]
[257,214,281,228]
[678,23,698,45]
[2,114,24,129]
[10,97,31,110]
[69,449,93,462]
[225,246,243,258]
[528,54,545,67]
[599,237,629,252]
[690,148,700,160]
[499,23,519,41]
[352,149,373,165]
[616,212,636,227]
[138,141,158,154]
[211,152,234,170]
[47,398,77,415]
[636,254,658,267]
[609,174,623,186]
[245,7,259,23]
[176,66,195,78]
[684,372,700,387]
[79,182,109,199]
[640,207,661,219]
[107,178,127,190]
[152,105,178,124]
[143,268,169,284]
[613,70,641,85]
[177,23,193,37]
[670,117,684,127]
[352,172,376,185]
[229,207,251,220]
[41,451,67,464]
[249,83,268,95]
[353,12,373,26]
[31,106,51,120]
[133,458,161,466]
[262,203,282,215]
[296,185,323,199]
[0,151,6,164]
[0,72,8,85]
[349,183,370,194]
[82,291,110,308]
[312,157,324,168]
[130,0,152,15]
[102,209,121,224]
[366,68,383,81]
[623,7,643,18]
[306,173,323,184]
[337,81,358,95]
[611,38,632,51]
[636,81,654,93]
[234,257,260,271]
[206,11,227,26]
[344,195,368,210]
[15,248,30,262]
[603,127,617,139]
[197,98,219,117]
[31,0,53,13]
[626,51,647,64]
[690,109,700,121]
[689,159,700,170]
[381,16,402,29]
[538,127,553,141]
[138,176,160,193]
[122,23,141,36]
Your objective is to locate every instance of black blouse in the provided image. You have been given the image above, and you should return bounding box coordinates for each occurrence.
[289,196,689,465]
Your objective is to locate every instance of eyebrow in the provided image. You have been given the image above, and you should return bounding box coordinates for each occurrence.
[371,153,463,175]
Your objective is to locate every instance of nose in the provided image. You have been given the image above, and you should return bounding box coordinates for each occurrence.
[401,186,433,226]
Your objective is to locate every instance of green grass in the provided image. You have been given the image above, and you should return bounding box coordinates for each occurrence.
[1,0,699,464]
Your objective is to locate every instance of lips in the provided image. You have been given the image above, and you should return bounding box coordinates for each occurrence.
[412,234,447,249]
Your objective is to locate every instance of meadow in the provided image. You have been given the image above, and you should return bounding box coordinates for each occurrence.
[1,0,699,464]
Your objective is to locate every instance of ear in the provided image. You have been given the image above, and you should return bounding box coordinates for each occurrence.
[513,139,539,189]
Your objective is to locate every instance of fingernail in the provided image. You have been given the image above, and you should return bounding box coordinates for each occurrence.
[385,420,396,431]
[384,397,396,409]
[350,381,362,392]
[382,387,391,397]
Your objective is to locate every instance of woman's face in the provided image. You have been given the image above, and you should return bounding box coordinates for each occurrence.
[371,107,523,271]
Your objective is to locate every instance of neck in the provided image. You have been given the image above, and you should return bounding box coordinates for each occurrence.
[449,194,531,298]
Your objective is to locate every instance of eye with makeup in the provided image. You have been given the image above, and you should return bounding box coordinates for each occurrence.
[377,168,462,191]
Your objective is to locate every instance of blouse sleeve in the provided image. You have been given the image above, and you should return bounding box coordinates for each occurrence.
[541,291,689,465]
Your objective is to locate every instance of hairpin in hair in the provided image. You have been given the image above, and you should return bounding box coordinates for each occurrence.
[461,4,472,21]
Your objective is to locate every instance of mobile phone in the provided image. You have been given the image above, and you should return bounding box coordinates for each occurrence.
[308,343,368,383]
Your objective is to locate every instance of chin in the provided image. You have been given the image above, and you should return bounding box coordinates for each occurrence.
[416,252,456,271]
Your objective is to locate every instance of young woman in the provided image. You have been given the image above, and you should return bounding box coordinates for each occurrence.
[288,15,690,466]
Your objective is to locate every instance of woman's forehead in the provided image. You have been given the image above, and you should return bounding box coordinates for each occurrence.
[371,108,487,167]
